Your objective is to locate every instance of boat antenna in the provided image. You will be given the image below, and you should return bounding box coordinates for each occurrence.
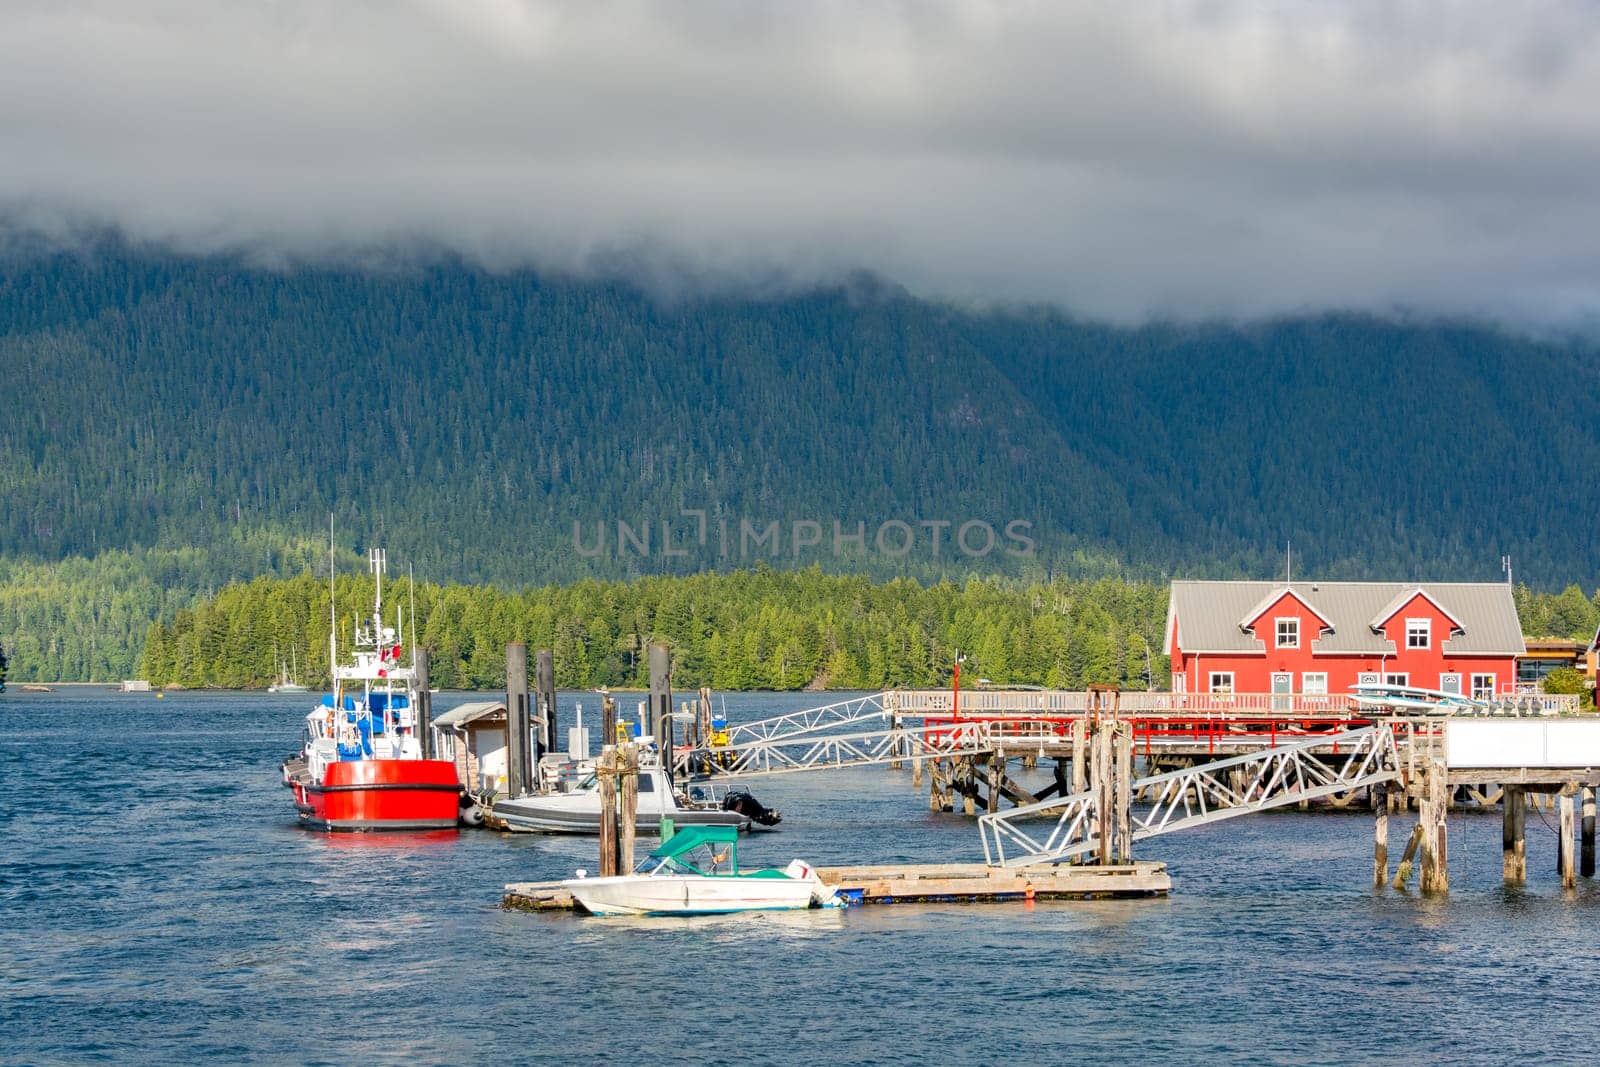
[409,562,418,667]
[370,547,386,625]
[1285,541,1292,584]
[328,514,337,688]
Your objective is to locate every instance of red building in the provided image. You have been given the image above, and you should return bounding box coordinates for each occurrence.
[1165,580,1524,700]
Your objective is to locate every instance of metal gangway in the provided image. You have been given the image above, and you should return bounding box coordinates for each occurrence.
[978,725,1400,867]
[681,719,995,780]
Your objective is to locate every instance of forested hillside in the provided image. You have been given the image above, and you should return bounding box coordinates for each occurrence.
[140,571,1600,692]
[3,246,1599,680]
[138,570,1170,691]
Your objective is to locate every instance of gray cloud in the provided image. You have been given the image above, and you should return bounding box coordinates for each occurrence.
[4,1,1599,322]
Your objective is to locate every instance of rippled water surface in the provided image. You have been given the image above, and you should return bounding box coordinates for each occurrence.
[3,689,1597,1065]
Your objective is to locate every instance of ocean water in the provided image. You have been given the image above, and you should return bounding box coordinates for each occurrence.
[2,688,1597,1066]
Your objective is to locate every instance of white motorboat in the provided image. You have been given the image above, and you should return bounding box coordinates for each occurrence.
[491,746,780,835]
[562,825,838,916]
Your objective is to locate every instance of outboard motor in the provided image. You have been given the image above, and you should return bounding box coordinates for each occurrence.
[722,790,782,827]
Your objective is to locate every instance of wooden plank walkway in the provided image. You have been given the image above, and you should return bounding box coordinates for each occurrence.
[503,860,1169,911]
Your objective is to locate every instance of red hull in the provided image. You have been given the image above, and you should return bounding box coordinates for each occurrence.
[289,758,461,832]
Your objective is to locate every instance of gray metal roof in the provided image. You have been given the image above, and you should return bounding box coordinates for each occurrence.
[1168,581,1526,656]
[432,701,506,728]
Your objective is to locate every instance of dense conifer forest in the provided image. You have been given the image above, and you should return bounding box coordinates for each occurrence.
[3,246,1598,681]
[135,571,1599,692]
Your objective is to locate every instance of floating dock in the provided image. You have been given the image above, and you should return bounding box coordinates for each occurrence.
[503,860,1170,911]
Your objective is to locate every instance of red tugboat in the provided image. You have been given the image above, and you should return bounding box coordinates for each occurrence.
[281,547,462,831]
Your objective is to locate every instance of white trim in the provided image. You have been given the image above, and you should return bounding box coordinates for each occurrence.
[1471,673,1496,700]
[1384,673,1409,687]
[1275,617,1300,649]
[1208,671,1235,695]
[1370,587,1464,631]
[1302,672,1328,695]
[1405,617,1431,650]
[1439,673,1462,695]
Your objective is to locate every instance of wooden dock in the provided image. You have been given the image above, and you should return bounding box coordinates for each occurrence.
[503,860,1170,912]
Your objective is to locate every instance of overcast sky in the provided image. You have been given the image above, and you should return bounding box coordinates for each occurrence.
[3,1,1598,322]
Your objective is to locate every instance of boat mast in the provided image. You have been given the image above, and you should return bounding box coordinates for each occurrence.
[328,514,337,695]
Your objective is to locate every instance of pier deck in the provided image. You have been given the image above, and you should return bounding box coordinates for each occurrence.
[503,860,1169,911]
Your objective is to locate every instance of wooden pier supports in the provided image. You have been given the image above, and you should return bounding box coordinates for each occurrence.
[1392,763,1448,894]
[414,647,434,760]
[1503,786,1526,884]
[1373,782,1389,887]
[535,649,555,762]
[1558,787,1577,889]
[595,742,640,877]
[1419,765,1449,894]
[505,641,531,797]
[1583,787,1596,879]
[648,642,672,789]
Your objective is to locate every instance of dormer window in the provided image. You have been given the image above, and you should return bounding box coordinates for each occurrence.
[1276,617,1299,649]
[1406,618,1431,650]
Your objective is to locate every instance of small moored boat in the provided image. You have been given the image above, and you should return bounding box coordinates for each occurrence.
[562,825,837,916]
[491,745,780,835]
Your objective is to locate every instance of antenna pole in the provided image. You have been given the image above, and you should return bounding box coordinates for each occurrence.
[409,563,418,666]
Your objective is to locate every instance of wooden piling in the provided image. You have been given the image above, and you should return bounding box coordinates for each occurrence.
[1093,724,1114,867]
[1419,765,1449,894]
[1582,787,1596,878]
[1559,787,1577,889]
[1503,786,1526,884]
[596,746,618,877]
[648,643,672,787]
[1373,782,1389,887]
[505,641,530,797]
[601,693,617,747]
[535,649,556,760]
[413,647,433,760]
[1391,823,1424,889]
[986,753,1003,815]
[619,743,639,874]
[1114,725,1133,863]
[1071,717,1087,794]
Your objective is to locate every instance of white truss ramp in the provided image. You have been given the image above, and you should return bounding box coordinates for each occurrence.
[715,691,892,747]
[682,720,994,780]
[978,725,1400,867]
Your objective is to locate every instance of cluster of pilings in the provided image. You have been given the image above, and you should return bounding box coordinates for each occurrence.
[1377,761,1600,894]
[502,643,559,799]
[924,716,1140,864]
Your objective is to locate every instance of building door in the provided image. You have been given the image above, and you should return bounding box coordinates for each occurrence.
[1272,672,1293,712]
[1439,673,1461,696]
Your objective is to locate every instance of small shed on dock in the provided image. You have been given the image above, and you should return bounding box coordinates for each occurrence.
[433,701,507,795]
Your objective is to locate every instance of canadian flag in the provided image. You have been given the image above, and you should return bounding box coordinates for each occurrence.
[383,643,402,662]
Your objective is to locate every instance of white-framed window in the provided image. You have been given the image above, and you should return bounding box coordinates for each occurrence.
[1405,618,1431,649]
[1302,672,1328,695]
[1471,673,1495,700]
[1385,673,1409,687]
[1275,617,1299,649]
[1209,672,1234,695]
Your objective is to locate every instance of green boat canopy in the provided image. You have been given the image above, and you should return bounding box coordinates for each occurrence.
[649,824,738,859]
